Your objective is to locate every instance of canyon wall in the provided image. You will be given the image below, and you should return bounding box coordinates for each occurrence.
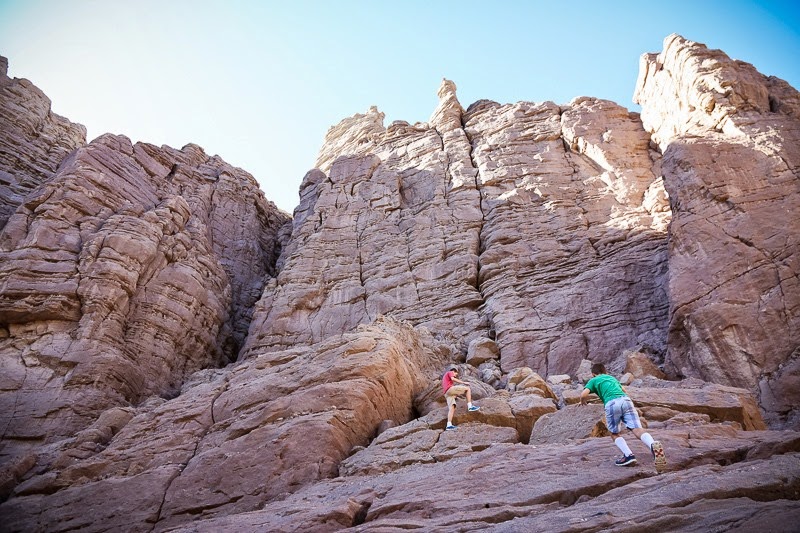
[244,82,672,382]
[635,34,800,426]
[0,98,290,459]
[0,33,799,532]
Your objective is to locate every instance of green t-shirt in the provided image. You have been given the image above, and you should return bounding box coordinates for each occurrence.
[585,374,626,405]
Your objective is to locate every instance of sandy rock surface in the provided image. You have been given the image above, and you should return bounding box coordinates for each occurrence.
[635,34,800,427]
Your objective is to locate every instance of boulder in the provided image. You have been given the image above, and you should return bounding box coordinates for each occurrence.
[624,350,666,379]
[563,381,766,430]
[547,374,571,385]
[516,372,557,400]
[466,337,500,366]
[530,404,610,445]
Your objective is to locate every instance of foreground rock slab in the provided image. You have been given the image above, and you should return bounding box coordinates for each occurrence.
[163,428,800,532]
[0,319,450,531]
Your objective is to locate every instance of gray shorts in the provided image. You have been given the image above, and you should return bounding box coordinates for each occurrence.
[604,396,642,434]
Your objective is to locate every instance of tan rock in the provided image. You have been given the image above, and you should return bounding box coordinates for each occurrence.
[505,367,534,390]
[516,372,557,400]
[507,392,559,444]
[466,337,499,366]
[624,350,666,379]
[0,56,87,229]
[547,374,571,385]
[635,34,800,426]
[628,385,766,431]
[530,404,610,444]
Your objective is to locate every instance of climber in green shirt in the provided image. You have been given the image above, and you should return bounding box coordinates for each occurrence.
[581,362,667,472]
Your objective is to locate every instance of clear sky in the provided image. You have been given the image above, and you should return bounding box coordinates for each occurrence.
[1,0,798,214]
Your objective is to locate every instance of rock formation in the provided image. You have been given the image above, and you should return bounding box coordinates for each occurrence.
[635,34,800,427]
[244,77,672,382]
[0,56,86,229]
[0,81,291,462]
[1,33,799,532]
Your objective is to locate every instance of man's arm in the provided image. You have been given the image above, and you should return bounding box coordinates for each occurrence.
[580,387,591,405]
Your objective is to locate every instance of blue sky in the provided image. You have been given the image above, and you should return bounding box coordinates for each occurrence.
[1,0,798,213]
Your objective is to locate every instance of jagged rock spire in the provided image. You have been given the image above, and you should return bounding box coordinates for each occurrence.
[314,106,386,173]
[429,78,464,133]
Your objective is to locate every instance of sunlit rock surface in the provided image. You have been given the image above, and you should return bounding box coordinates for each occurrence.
[245,80,671,382]
[635,34,800,427]
[1,34,799,532]
[0,112,290,460]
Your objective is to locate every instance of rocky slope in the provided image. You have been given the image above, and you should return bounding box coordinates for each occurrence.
[0,34,799,532]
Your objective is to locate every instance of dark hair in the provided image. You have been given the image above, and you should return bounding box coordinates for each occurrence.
[591,362,606,375]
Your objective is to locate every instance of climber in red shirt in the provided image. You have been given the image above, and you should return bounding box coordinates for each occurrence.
[442,366,480,431]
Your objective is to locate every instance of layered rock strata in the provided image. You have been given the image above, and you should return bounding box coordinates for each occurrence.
[129,395,799,532]
[0,56,87,229]
[0,319,451,530]
[635,34,800,426]
[244,81,671,381]
[0,132,290,459]
[1,33,799,533]
[4,315,796,533]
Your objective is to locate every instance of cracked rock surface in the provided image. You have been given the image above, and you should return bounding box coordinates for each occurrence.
[1,33,799,532]
[635,34,800,427]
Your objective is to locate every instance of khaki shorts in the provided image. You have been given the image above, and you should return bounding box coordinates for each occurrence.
[445,385,469,408]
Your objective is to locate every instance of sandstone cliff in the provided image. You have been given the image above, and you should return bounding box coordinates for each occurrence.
[1,34,799,532]
[0,56,87,229]
[635,34,800,428]
[244,82,672,383]
[0,81,291,460]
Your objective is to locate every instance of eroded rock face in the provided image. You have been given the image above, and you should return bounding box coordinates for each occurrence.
[1,33,799,533]
[0,133,290,457]
[243,101,489,358]
[162,427,800,532]
[0,319,450,531]
[244,80,671,381]
[635,34,800,427]
[466,95,671,375]
[0,56,87,230]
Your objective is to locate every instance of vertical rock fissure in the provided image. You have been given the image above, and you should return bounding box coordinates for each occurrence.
[151,374,231,530]
[0,364,25,441]
[355,211,370,321]
[434,129,451,207]
[462,121,489,300]
[404,227,421,302]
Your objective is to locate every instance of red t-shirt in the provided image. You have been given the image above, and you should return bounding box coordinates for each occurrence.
[442,370,455,393]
